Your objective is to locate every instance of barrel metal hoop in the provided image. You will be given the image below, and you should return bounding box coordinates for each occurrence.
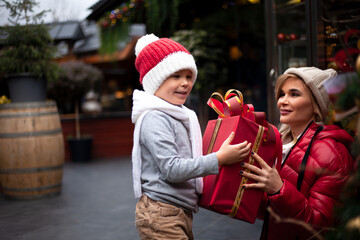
[0,111,59,118]
[0,128,62,138]
[0,164,64,174]
[2,183,62,192]
[4,191,61,200]
[0,101,56,109]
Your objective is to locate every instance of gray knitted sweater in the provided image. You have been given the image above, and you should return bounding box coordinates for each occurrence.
[140,110,219,212]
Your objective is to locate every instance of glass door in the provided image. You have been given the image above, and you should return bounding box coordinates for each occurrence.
[265,0,324,123]
[275,0,308,73]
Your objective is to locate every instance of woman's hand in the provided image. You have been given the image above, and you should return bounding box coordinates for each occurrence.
[240,152,283,195]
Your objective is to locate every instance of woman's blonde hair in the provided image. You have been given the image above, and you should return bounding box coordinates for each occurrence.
[274,73,323,142]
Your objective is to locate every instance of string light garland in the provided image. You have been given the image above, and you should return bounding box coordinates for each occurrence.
[97,0,149,29]
[96,0,180,54]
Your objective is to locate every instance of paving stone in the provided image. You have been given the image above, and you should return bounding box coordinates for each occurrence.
[0,157,262,240]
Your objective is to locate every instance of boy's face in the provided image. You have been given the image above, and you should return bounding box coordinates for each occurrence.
[154,69,194,106]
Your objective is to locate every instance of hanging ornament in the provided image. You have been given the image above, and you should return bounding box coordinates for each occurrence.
[356,54,360,72]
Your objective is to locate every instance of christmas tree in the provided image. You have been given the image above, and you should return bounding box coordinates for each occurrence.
[321,1,360,238]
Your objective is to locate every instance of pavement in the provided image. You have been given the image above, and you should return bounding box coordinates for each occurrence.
[0,157,263,240]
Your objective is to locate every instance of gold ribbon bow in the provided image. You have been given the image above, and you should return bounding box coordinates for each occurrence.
[207,89,244,118]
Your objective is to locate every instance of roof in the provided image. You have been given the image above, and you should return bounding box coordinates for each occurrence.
[47,21,85,42]
[73,21,100,54]
[86,0,123,20]
[0,21,85,46]
[48,20,97,57]
[80,36,139,64]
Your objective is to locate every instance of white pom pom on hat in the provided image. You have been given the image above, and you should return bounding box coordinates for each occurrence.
[135,34,159,57]
[134,33,198,95]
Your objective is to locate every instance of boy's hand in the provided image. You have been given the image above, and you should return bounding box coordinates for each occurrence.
[216,132,252,166]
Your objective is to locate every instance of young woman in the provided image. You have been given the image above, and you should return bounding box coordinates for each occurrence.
[240,67,354,240]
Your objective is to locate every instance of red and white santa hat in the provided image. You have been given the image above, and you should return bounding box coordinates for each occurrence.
[135,34,197,95]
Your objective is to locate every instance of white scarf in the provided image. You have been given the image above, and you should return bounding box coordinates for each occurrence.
[131,90,203,198]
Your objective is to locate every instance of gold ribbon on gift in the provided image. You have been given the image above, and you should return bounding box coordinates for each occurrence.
[208,92,227,118]
[229,125,265,218]
[206,118,223,154]
[207,89,244,118]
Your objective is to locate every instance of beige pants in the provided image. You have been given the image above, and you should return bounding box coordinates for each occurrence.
[135,194,194,240]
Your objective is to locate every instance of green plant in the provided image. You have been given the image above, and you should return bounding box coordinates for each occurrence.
[50,61,103,139]
[0,0,59,82]
[97,0,180,54]
[324,71,360,240]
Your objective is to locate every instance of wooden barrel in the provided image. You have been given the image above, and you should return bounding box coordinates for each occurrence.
[0,101,64,200]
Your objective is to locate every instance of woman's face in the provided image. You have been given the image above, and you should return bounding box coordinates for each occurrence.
[277,77,315,135]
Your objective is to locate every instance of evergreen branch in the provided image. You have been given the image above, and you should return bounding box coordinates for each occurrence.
[267,206,330,240]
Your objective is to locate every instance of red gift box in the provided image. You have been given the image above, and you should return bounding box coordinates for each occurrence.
[198,89,282,223]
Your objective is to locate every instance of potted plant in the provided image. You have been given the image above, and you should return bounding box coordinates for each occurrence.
[49,60,103,162]
[0,0,59,102]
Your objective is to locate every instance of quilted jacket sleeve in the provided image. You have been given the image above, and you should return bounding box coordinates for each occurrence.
[266,138,352,227]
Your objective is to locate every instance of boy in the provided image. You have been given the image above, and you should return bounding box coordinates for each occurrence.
[132,34,251,239]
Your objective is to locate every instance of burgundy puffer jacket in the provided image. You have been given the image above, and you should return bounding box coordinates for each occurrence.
[259,122,353,240]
